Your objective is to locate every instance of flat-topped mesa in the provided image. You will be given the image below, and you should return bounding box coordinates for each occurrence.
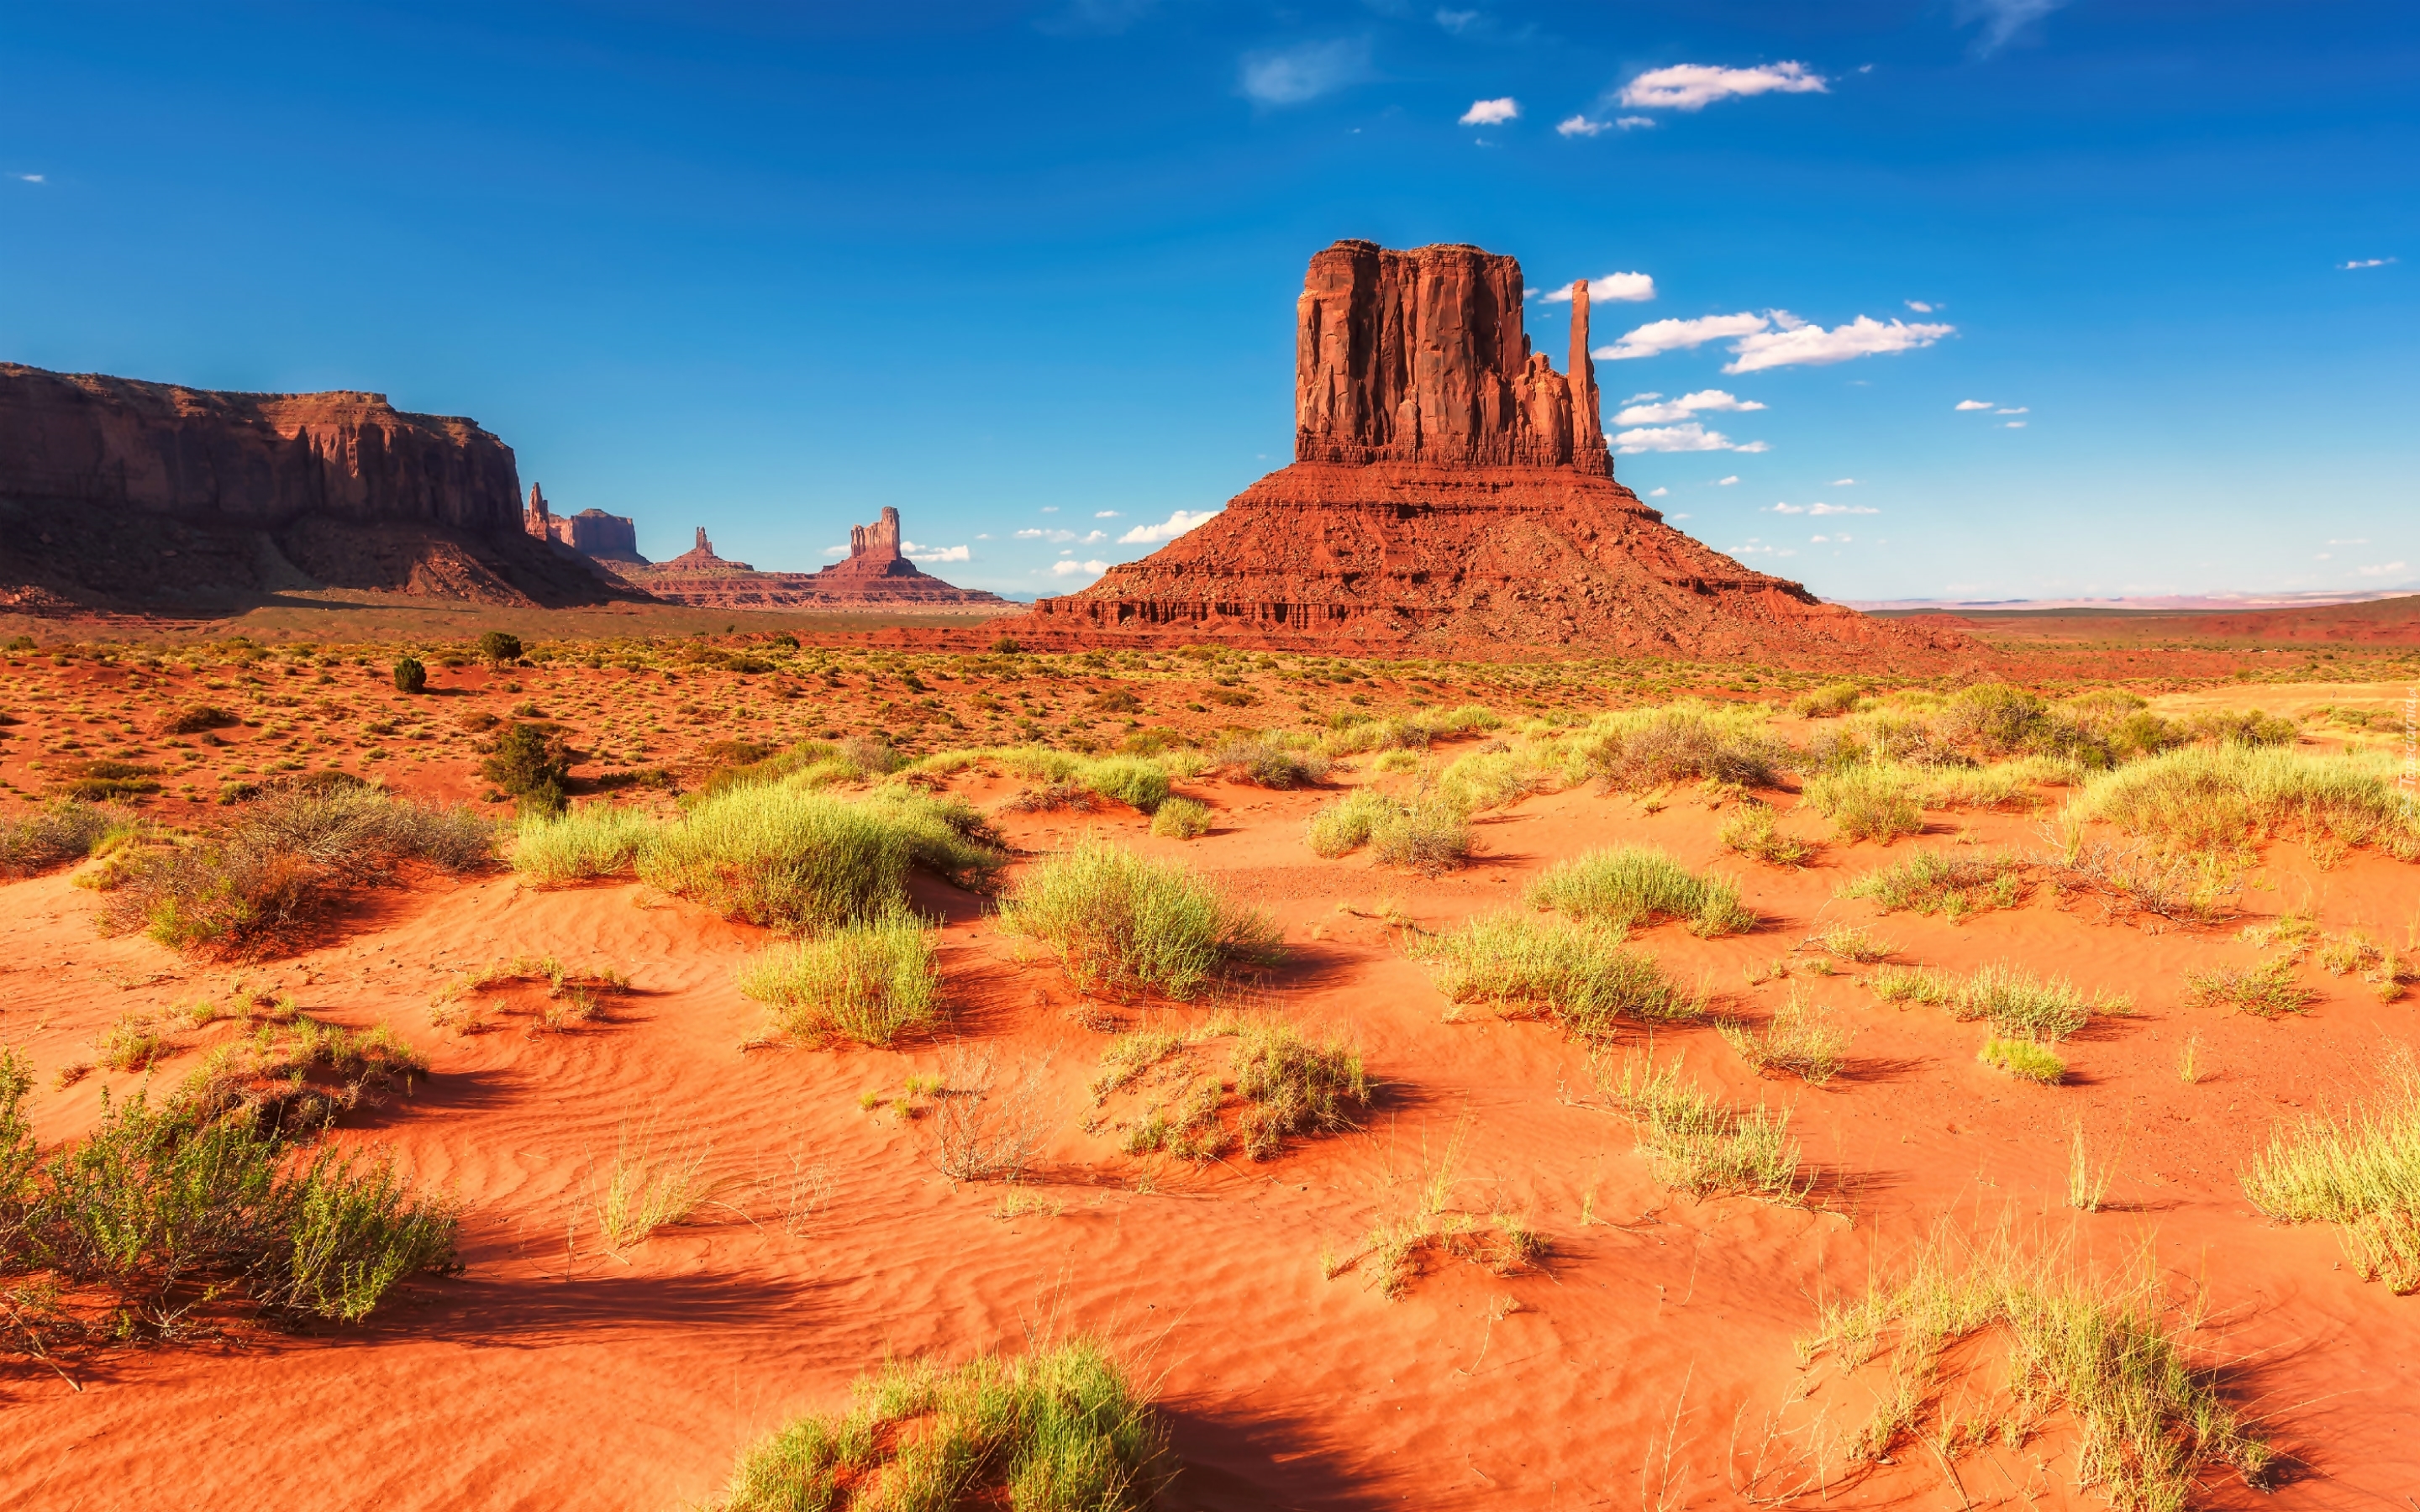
[1294,240,1608,475]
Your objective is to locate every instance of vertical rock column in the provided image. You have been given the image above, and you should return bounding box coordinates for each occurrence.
[1568,281,1602,454]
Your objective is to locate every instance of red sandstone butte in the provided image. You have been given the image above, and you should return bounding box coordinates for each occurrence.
[1003,240,1972,663]
[617,511,1013,613]
[0,362,636,610]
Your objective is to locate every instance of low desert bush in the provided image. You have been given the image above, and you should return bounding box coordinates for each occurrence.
[1979,1037,2067,1084]
[1230,1022,1368,1159]
[1802,764,1924,843]
[480,721,574,812]
[1717,801,1815,866]
[1148,796,1211,839]
[998,837,1279,1000]
[1870,962,2110,1042]
[1839,849,2027,921]
[1567,701,1791,790]
[99,785,491,954]
[2181,958,2314,1018]
[1718,991,1849,1084]
[160,703,242,734]
[929,1045,1055,1183]
[1416,911,1702,1037]
[2078,743,2420,861]
[1814,923,1894,963]
[391,658,427,694]
[1304,789,1394,858]
[476,630,523,664]
[1210,735,1329,789]
[510,802,657,884]
[1597,1055,1811,1203]
[1526,846,1754,937]
[709,1337,1170,1512]
[1367,794,1470,874]
[638,786,997,932]
[739,913,941,1047]
[1790,681,1864,719]
[3,1069,455,1330]
[1803,1221,2272,1499]
[1435,748,1539,812]
[0,800,121,878]
[2241,1051,2420,1290]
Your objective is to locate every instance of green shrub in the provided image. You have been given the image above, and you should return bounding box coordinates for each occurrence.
[1080,756,1170,814]
[100,785,492,954]
[1870,961,2109,1041]
[2182,958,2313,1018]
[710,1338,1169,1512]
[480,722,573,813]
[999,837,1279,1000]
[1802,765,1923,843]
[1979,1037,2066,1084]
[1789,682,1863,719]
[1435,748,1538,812]
[476,630,523,664]
[1149,797,1212,839]
[1527,846,1754,937]
[739,913,941,1047]
[1416,911,1701,1037]
[637,786,926,932]
[1839,849,2028,921]
[1717,802,1815,866]
[0,800,118,878]
[1212,736,1329,788]
[391,658,427,695]
[1230,1023,1369,1159]
[2241,1051,2420,1290]
[511,802,658,884]
[2078,744,2419,860]
[160,704,242,734]
[1568,701,1790,790]
[1305,789,1393,858]
[1367,795,1470,874]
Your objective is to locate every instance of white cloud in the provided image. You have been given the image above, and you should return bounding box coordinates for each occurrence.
[1996,406,2028,414]
[1667,512,1691,520]
[1716,475,1739,486]
[1613,388,1765,424]
[1239,38,1373,106]
[2327,538,2370,545]
[1556,114,1607,137]
[2003,421,2027,428]
[1770,501,1877,516]
[903,541,971,563]
[1596,312,1767,361]
[2340,257,2396,270]
[1614,423,1754,454]
[1723,313,1954,373]
[1954,399,1995,411]
[1039,506,1059,513]
[1094,510,1122,517]
[1435,8,1477,33]
[976,533,993,540]
[14,174,43,184]
[1811,533,1851,543]
[1051,559,1112,577]
[1082,530,1107,543]
[1618,61,1826,112]
[1905,299,1934,312]
[2316,554,2333,561]
[1957,0,2072,55]
[822,544,849,558]
[1831,477,1858,486]
[1647,486,1668,496]
[1460,97,1519,126]
[1017,528,1080,543]
[2354,561,2409,577]
[1540,271,1656,305]
[1617,116,1655,129]
[1119,508,1220,544]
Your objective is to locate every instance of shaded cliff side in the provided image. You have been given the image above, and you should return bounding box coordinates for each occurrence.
[0,363,639,611]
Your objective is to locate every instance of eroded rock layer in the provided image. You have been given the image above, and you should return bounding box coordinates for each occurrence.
[614,512,1013,614]
[0,362,635,609]
[1000,239,1970,663]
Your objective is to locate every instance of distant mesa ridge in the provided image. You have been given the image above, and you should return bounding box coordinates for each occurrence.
[997,239,1965,660]
[613,508,1011,612]
[0,361,638,611]
[524,484,645,564]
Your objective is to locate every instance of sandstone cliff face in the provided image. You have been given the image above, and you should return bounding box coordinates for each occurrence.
[0,363,635,610]
[1295,240,1607,475]
[1002,239,1973,664]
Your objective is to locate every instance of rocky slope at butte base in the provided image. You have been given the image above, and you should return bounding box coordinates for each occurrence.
[991,239,1973,665]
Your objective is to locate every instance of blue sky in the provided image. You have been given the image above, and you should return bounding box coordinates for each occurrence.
[2,2,2413,603]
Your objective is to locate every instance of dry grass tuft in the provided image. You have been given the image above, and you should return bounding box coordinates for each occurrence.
[1717,991,1849,1084]
[1839,849,2028,921]
[738,915,940,1047]
[1594,1054,1813,1204]
[1415,911,1702,1037]
[430,954,632,1035]
[999,837,1279,1000]
[2241,1049,2420,1290]
[2181,958,2314,1018]
[1527,845,1755,937]
[1718,801,1816,867]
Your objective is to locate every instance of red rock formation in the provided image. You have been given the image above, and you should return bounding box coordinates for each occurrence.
[0,363,636,609]
[998,240,1973,664]
[616,511,1013,614]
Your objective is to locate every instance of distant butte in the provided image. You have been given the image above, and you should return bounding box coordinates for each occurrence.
[616,510,1013,614]
[991,239,1972,663]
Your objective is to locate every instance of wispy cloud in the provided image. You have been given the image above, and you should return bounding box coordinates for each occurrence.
[1955,399,1994,411]
[1435,8,1478,34]
[1618,61,1825,112]
[1555,113,1656,136]
[903,541,971,563]
[1034,0,1160,37]
[1596,312,1767,361]
[2339,257,2397,270]
[1050,559,1112,577]
[1613,388,1765,425]
[1614,423,1750,454]
[14,173,43,184]
[1460,97,1518,125]
[1094,510,1122,517]
[1539,271,1655,304]
[1016,528,1080,543]
[1648,486,1669,496]
[2354,561,2409,578]
[1723,313,1954,373]
[2327,538,2370,545]
[1239,38,1373,106]
[1906,299,1934,312]
[1955,0,2072,55]
[1996,407,2028,414]
[1831,478,1859,486]
[1811,533,1852,543]
[2004,420,2027,428]
[1717,475,1739,486]
[1119,508,1220,544]
[1770,501,1877,516]
[822,544,849,558]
